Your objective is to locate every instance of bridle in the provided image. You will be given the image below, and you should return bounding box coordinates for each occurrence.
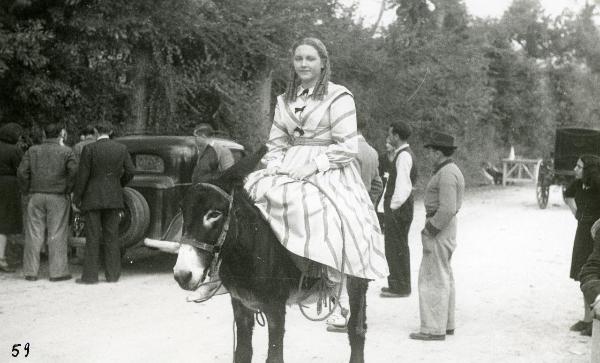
[179,183,235,257]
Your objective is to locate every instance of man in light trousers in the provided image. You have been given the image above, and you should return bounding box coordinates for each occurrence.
[18,123,77,281]
[410,131,464,341]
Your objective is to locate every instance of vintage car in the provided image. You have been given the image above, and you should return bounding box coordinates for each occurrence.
[69,135,245,253]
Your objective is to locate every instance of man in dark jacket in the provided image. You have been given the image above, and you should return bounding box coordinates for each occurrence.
[73,122,135,284]
[18,123,77,281]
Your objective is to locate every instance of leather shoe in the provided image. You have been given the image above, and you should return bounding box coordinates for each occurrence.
[409,332,445,341]
[24,276,38,281]
[49,275,72,282]
[75,278,98,285]
[570,320,592,332]
[581,325,593,337]
[380,290,410,298]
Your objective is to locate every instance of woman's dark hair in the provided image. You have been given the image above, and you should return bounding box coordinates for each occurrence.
[580,154,600,187]
[0,123,23,144]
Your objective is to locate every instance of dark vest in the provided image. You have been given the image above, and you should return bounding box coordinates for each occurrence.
[383,146,417,213]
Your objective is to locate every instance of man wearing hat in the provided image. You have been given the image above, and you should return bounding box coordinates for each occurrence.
[410,131,465,341]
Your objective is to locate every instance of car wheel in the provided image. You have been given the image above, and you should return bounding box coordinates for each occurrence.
[118,187,150,250]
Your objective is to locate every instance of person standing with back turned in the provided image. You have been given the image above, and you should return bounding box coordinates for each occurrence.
[73,122,135,284]
[18,123,77,281]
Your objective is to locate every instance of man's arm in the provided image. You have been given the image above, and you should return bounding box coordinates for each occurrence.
[121,149,135,187]
[389,151,412,210]
[65,149,78,193]
[72,146,91,206]
[17,149,31,193]
[425,170,458,236]
[369,173,383,205]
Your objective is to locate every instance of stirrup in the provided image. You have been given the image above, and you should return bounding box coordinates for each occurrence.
[326,307,349,327]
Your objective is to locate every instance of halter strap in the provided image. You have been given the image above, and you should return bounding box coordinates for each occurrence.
[179,185,234,255]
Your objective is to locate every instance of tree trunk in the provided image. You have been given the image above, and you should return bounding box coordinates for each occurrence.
[256,66,273,142]
[129,49,151,134]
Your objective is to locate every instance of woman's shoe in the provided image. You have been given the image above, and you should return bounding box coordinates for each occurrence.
[326,306,349,332]
[326,311,348,327]
[0,258,15,273]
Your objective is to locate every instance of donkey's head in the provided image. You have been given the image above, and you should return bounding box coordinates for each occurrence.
[173,183,231,290]
[173,146,267,291]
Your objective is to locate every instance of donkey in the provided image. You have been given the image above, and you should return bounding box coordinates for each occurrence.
[173,147,369,363]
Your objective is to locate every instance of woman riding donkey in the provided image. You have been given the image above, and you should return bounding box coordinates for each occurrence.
[245,37,388,300]
[174,37,388,362]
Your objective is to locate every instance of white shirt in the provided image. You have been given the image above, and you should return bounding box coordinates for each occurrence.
[390,143,413,210]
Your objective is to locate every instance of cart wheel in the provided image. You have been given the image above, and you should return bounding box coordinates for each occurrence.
[536,179,549,209]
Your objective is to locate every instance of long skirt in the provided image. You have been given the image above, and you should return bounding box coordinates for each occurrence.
[571,219,596,281]
[0,175,22,234]
[245,145,388,280]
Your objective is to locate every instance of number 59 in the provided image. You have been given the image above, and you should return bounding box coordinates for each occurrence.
[11,343,30,357]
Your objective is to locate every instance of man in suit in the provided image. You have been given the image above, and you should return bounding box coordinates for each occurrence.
[18,123,77,281]
[73,122,135,284]
[410,131,464,341]
[381,121,417,298]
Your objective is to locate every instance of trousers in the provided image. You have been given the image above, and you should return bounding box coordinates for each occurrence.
[82,209,121,282]
[418,217,457,335]
[23,193,70,278]
[383,203,413,294]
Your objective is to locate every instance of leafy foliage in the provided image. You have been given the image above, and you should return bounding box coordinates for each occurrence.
[1,0,600,184]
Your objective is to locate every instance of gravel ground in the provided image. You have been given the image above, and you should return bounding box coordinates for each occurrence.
[0,184,592,362]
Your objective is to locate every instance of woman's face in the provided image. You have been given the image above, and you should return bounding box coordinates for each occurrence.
[293,44,323,87]
[574,158,584,179]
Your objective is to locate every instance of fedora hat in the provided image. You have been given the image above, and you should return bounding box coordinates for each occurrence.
[424,131,457,149]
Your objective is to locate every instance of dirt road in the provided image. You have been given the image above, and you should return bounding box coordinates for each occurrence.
[0,185,592,362]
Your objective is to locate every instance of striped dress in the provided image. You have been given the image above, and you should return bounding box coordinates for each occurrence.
[244,82,389,280]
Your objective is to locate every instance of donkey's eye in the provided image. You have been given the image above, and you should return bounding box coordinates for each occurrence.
[206,211,222,219]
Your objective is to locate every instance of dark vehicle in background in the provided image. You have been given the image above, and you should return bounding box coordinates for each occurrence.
[69,135,246,253]
[536,127,600,209]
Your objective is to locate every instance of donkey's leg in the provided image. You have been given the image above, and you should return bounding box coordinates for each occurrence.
[232,298,255,363]
[264,302,286,363]
[347,276,369,363]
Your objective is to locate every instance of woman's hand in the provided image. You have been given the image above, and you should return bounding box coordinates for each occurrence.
[285,161,318,180]
[264,166,280,176]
